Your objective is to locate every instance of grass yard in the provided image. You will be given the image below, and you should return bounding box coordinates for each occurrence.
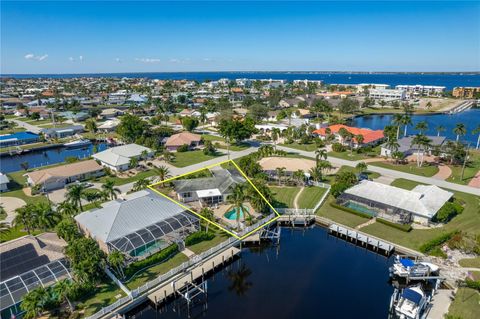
[270,186,301,208]
[370,161,439,177]
[327,146,381,161]
[201,134,250,151]
[0,225,43,243]
[447,288,480,319]
[316,195,371,228]
[459,257,480,268]
[187,231,230,254]
[22,119,54,125]
[77,279,126,317]
[297,186,328,209]
[360,178,480,251]
[96,169,158,186]
[38,123,72,128]
[0,127,27,134]
[170,150,224,167]
[280,142,318,152]
[125,253,189,290]
[447,149,480,185]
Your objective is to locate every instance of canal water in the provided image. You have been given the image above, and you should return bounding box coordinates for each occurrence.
[351,108,480,145]
[127,227,394,319]
[0,143,108,173]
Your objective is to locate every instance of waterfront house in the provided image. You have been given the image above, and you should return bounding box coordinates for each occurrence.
[0,131,40,148]
[0,233,70,317]
[75,189,199,258]
[165,132,202,151]
[0,173,9,192]
[41,125,84,139]
[58,111,89,122]
[380,135,446,158]
[172,168,245,206]
[25,160,104,191]
[338,180,453,225]
[313,124,384,148]
[92,143,154,171]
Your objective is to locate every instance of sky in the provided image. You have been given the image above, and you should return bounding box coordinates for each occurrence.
[1,1,479,74]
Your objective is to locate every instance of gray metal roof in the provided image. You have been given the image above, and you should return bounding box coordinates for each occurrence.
[382,135,446,153]
[75,189,190,243]
[173,169,245,194]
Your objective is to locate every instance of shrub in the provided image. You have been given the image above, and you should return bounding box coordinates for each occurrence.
[177,144,189,152]
[185,231,215,246]
[331,182,351,198]
[435,201,464,223]
[419,231,460,254]
[330,202,373,219]
[332,142,346,152]
[465,279,480,292]
[125,244,179,278]
[377,218,412,232]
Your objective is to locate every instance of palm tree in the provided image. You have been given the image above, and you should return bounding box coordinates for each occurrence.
[315,148,327,164]
[54,279,74,312]
[0,221,10,235]
[200,207,215,232]
[133,177,150,191]
[13,206,35,234]
[129,156,139,169]
[392,113,403,139]
[401,113,412,137]
[355,134,364,149]
[356,162,368,173]
[162,149,174,163]
[436,125,445,137]
[57,201,78,217]
[154,165,171,187]
[453,123,467,142]
[384,138,400,158]
[108,251,125,279]
[228,184,250,228]
[85,118,97,133]
[34,202,59,231]
[275,167,286,186]
[415,121,429,135]
[411,134,432,167]
[20,286,49,319]
[271,128,280,151]
[473,125,480,150]
[317,160,333,180]
[293,169,305,186]
[102,179,121,200]
[65,183,86,212]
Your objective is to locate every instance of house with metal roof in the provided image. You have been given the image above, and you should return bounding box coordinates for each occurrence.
[41,125,84,139]
[75,189,199,259]
[380,135,446,157]
[92,143,154,171]
[172,168,245,206]
[0,131,40,148]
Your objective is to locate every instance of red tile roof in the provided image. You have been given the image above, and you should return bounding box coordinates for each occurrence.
[313,124,384,144]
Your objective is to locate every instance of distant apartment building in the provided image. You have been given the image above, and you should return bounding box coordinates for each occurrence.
[356,83,390,93]
[395,85,445,97]
[368,88,406,100]
[293,79,324,86]
[452,87,480,99]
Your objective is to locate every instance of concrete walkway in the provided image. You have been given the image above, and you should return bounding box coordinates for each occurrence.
[0,196,26,225]
[468,170,480,188]
[426,289,454,319]
[432,164,452,180]
[276,145,480,196]
[355,217,376,230]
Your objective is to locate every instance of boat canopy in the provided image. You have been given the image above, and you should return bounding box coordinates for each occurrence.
[402,288,423,304]
[400,258,415,268]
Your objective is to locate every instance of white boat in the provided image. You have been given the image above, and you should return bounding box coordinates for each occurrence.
[63,139,92,148]
[394,285,428,319]
[390,256,439,278]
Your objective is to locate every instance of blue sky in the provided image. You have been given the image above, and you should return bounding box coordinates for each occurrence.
[1,1,479,74]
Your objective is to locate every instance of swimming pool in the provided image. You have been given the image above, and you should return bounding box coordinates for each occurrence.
[344,201,378,217]
[224,207,247,220]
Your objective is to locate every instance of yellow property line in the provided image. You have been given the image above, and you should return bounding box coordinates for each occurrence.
[147,159,281,240]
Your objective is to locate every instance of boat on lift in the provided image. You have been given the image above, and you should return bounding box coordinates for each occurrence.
[64,139,92,148]
[393,285,429,319]
[390,256,439,278]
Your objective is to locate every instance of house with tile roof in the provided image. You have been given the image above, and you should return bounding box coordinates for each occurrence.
[165,132,202,151]
[313,124,384,148]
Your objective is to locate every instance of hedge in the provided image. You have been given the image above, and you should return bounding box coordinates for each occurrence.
[465,279,480,292]
[376,218,412,232]
[330,202,373,219]
[125,244,179,278]
[419,231,460,254]
[185,231,215,246]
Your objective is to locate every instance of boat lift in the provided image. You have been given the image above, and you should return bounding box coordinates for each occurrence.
[172,279,208,318]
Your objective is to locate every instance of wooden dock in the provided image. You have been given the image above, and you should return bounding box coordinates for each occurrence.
[148,247,240,304]
[329,224,395,255]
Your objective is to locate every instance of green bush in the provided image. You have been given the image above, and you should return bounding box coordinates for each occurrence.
[465,279,480,292]
[177,144,189,152]
[331,182,350,198]
[185,231,215,246]
[377,218,412,232]
[125,244,179,278]
[330,202,373,219]
[435,201,464,223]
[332,142,346,152]
[419,231,460,254]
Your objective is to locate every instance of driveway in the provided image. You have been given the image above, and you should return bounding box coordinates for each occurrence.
[47,183,103,204]
[10,119,43,134]
[0,196,26,225]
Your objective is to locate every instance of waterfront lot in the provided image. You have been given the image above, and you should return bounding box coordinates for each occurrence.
[279,142,317,152]
[316,195,370,228]
[446,149,480,185]
[271,186,299,208]
[369,161,439,177]
[170,150,225,167]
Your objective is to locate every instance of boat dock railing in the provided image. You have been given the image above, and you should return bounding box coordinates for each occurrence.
[329,223,395,255]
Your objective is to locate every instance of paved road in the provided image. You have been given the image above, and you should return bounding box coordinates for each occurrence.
[10,119,44,134]
[276,145,480,196]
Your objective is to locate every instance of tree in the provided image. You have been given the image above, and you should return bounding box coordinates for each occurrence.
[85,118,98,133]
[54,279,74,312]
[133,177,150,191]
[436,125,446,137]
[129,156,139,169]
[228,184,251,227]
[55,218,80,243]
[57,201,78,217]
[65,237,105,284]
[271,128,280,150]
[116,114,148,143]
[200,208,215,232]
[356,162,368,173]
[275,167,286,186]
[108,250,125,279]
[392,113,403,139]
[293,170,305,186]
[154,165,171,187]
[218,118,257,159]
[248,103,269,122]
[473,124,480,150]
[453,123,467,142]
[35,202,59,231]
[66,183,86,212]
[102,179,121,200]
[181,116,199,132]
[13,206,35,234]
[411,134,432,167]
[415,121,429,135]
[400,113,412,137]
[338,98,359,114]
[315,148,327,164]
[384,138,400,158]
[21,286,49,319]
[203,140,217,155]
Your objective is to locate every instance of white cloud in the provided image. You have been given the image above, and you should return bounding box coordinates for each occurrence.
[135,58,160,63]
[79,55,83,62]
[25,53,48,61]
[115,58,122,63]
[69,57,75,62]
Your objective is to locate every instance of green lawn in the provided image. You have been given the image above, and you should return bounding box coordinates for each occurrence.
[336,165,381,179]
[23,119,54,125]
[187,232,230,254]
[0,225,43,243]
[38,123,72,128]
[125,253,189,290]
[201,134,250,151]
[459,257,480,268]
[447,288,480,319]
[280,142,318,152]
[447,150,480,185]
[170,150,224,167]
[360,178,480,251]
[77,279,126,317]
[328,146,381,161]
[270,186,301,208]
[370,161,439,177]
[0,127,27,134]
[316,195,371,228]
[297,186,328,209]
[96,169,157,186]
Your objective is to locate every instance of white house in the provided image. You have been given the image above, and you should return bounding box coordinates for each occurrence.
[369,88,406,100]
[92,144,154,171]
